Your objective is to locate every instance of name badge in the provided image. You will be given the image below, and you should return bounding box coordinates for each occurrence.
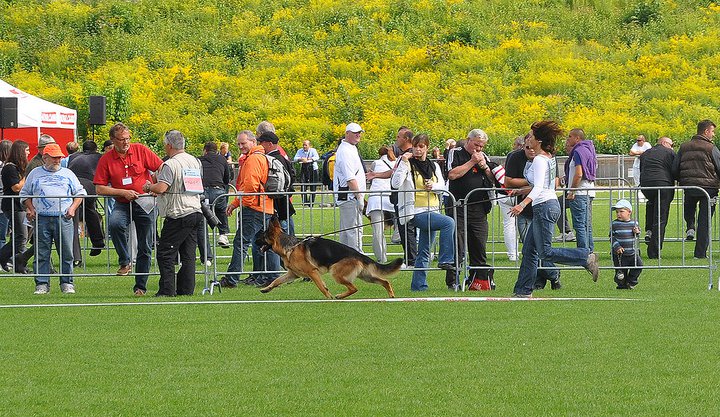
[183,168,203,194]
[122,177,132,186]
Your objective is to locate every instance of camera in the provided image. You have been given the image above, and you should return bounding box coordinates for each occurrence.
[199,194,220,229]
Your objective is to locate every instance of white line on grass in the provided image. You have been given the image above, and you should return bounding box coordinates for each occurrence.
[0,296,644,309]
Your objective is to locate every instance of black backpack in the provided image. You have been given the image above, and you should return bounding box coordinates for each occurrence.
[320,150,336,187]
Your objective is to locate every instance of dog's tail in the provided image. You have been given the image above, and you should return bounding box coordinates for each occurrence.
[370,258,404,277]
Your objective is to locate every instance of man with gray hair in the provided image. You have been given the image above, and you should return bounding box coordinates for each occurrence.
[447,129,499,290]
[27,134,57,174]
[144,130,203,296]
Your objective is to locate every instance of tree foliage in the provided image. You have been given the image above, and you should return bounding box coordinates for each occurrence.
[1,0,719,157]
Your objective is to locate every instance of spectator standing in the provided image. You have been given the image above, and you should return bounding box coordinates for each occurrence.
[293,140,320,206]
[673,119,720,258]
[391,134,455,291]
[144,130,203,296]
[610,199,642,289]
[61,141,80,168]
[639,136,675,259]
[367,127,418,265]
[27,134,56,174]
[219,142,232,163]
[0,141,30,273]
[509,120,599,298]
[21,144,86,294]
[367,145,395,263]
[221,130,280,288]
[198,142,232,256]
[94,123,163,296]
[333,123,366,252]
[259,131,296,236]
[564,128,597,252]
[496,136,525,261]
[0,140,12,248]
[447,129,498,289]
[68,141,106,264]
[630,135,651,196]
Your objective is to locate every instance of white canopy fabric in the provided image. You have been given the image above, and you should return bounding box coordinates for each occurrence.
[0,79,77,130]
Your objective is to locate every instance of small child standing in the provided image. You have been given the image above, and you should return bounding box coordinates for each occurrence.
[611,199,643,289]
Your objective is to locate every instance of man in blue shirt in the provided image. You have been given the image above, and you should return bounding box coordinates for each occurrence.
[20,144,86,295]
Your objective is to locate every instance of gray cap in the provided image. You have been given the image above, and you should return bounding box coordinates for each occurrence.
[38,134,56,148]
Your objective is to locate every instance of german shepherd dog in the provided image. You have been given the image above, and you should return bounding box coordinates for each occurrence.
[256,216,401,299]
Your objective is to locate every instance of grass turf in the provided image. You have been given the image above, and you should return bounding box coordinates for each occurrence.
[1,193,719,415]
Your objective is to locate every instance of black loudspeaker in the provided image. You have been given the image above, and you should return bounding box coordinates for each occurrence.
[88,96,106,125]
[0,97,18,129]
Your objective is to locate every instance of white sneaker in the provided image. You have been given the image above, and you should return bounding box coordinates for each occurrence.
[60,283,75,294]
[217,234,230,247]
[205,260,212,267]
[34,284,49,295]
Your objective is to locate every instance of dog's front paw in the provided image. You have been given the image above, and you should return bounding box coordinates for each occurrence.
[260,286,272,293]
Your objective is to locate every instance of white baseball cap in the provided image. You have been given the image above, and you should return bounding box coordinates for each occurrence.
[612,199,633,211]
[345,122,364,133]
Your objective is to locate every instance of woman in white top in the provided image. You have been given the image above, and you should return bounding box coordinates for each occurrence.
[629,135,651,186]
[367,145,395,263]
[509,120,599,297]
[391,134,455,291]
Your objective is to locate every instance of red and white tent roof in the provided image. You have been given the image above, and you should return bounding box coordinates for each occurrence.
[0,79,77,129]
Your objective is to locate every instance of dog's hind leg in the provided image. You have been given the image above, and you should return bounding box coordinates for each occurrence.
[260,271,298,294]
[306,270,334,299]
[359,274,395,298]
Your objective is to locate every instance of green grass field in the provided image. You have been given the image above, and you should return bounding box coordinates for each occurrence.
[1,193,719,416]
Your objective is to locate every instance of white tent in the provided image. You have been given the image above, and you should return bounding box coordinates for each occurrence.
[0,78,77,155]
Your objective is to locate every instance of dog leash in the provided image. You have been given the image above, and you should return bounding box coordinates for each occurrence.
[310,191,519,239]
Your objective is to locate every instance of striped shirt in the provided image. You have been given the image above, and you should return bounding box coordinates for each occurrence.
[611,219,639,255]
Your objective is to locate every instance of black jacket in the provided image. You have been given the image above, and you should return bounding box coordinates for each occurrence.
[639,145,675,186]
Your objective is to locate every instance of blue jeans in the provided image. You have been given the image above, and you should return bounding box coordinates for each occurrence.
[0,210,8,247]
[518,213,558,285]
[35,215,74,286]
[568,195,594,251]
[226,207,280,285]
[513,199,590,295]
[205,186,229,235]
[108,201,156,292]
[411,211,455,291]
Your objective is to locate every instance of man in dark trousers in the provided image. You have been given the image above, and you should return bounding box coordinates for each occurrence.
[673,120,720,259]
[258,131,296,236]
[639,136,676,259]
[447,129,498,289]
[68,140,105,264]
[198,142,232,262]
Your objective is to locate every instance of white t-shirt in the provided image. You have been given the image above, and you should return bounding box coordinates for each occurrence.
[568,159,596,197]
[631,142,652,170]
[333,140,366,200]
[524,155,558,205]
[366,155,394,213]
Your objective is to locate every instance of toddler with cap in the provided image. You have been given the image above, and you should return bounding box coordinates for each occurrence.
[610,199,643,289]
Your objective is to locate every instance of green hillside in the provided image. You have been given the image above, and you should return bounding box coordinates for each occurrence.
[1,0,719,157]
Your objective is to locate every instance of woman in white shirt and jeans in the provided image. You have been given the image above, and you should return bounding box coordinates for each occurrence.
[509,121,599,297]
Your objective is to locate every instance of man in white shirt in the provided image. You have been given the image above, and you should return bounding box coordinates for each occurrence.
[333,123,366,252]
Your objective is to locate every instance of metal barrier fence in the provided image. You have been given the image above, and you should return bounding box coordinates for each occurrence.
[2,182,717,293]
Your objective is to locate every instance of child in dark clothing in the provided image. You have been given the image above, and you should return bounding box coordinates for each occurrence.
[611,199,643,289]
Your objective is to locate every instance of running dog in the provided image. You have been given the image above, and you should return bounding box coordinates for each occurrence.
[256,216,401,299]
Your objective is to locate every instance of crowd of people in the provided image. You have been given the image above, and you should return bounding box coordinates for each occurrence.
[2,118,716,297]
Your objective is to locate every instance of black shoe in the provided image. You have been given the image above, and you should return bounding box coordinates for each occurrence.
[238,277,257,286]
[14,266,29,274]
[154,293,176,297]
[550,279,562,290]
[219,277,237,288]
[254,277,274,288]
[89,248,103,256]
[0,261,9,272]
[438,263,456,271]
[73,260,82,267]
